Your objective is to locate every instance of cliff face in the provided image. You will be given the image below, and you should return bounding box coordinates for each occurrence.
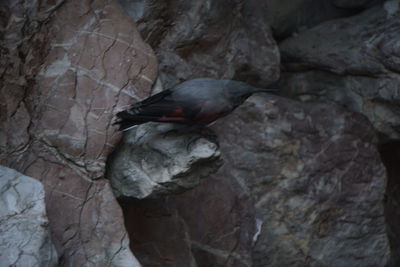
[1,0,398,266]
[1,0,156,265]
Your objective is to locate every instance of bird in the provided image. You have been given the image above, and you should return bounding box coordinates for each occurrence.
[114,78,277,132]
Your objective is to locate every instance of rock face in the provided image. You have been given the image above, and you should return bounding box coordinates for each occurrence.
[108,1,394,266]
[278,4,400,264]
[1,0,397,266]
[0,166,58,266]
[217,96,390,266]
[1,0,157,265]
[121,171,256,267]
[280,4,400,141]
[118,0,280,88]
[107,123,221,199]
[122,95,390,266]
[263,0,383,39]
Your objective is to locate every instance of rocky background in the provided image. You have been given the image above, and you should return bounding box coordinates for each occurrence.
[0,0,399,266]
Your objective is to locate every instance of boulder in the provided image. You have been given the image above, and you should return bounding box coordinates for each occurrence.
[0,166,58,266]
[107,123,221,199]
[216,95,390,266]
[280,4,400,140]
[0,0,157,265]
[263,0,382,39]
[118,0,280,88]
[122,95,390,266]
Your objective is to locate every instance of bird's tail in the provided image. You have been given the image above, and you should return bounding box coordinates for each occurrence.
[113,111,146,131]
[114,107,186,131]
[113,120,138,131]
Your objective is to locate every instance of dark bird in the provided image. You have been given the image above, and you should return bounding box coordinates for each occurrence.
[114,78,277,131]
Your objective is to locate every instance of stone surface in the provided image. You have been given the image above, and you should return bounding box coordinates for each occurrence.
[279,4,400,141]
[263,0,382,39]
[0,0,157,265]
[107,123,221,199]
[1,0,396,266]
[279,3,400,263]
[0,166,58,267]
[331,0,382,8]
[216,95,390,266]
[119,0,280,89]
[120,197,199,267]
[121,172,256,267]
[121,95,390,267]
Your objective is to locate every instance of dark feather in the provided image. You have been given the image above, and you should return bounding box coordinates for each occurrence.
[114,89,201,131]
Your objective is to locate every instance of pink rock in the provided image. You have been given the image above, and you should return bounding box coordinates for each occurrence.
[0,0,157,265]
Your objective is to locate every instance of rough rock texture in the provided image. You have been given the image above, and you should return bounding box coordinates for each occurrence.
[0,0,157,265]
[331,0,382,8]
[0,166,58,266]
[121,174,256,267]
[278,4,400,263]
[2,0,397,266]
[106,1,394,266]
[118,0,280,89]
[280,4,400,141]
[122,95,390,266]
[107,123,221,199]
[263,0,383,39]
[217,96,390,266]
[120,198,199,267]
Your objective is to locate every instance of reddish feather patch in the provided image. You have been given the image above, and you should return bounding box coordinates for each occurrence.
[158,117,186,122]
[174,108,183,114]
[167,107,184,116]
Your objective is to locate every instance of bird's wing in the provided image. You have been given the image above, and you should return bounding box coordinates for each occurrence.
[129,89,172,109]
[114,89,203,130]
[193,98,233,123]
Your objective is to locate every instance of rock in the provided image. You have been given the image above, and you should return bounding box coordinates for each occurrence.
[263,0,376,39]
[331,0,382,8]
[120,174,256,267]
[118,0,280,88]
[216,95,390,266]
[1,0,395,266]
[280,4,400,140]
[0,0,157,265]
[0,166,58,267]
[107,123,221,199]
[119,197,199,267]
[0,0,64,156]
[121,95,390,266]
[170,174,256,267]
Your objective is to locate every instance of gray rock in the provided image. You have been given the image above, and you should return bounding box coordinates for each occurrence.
[280,5,400,140]
[215,95,390,266]
[332,0,382,8]
[107,123,221,199]
[262,0,383,39]
[119,0,280,89]
[0,166,58,267]
[0,0,156,265]
[120,95,390,267]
